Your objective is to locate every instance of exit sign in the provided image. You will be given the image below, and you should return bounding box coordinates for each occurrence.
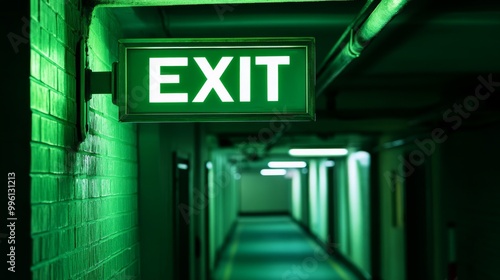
[117,38,315,122]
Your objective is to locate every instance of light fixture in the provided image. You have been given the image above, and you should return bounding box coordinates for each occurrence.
[260,169,287,176]
[205,161,213,170]
[268,161,307,168]
[324,160,335,167]
[288,148,348,157]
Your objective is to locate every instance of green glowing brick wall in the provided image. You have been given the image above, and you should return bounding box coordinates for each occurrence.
[30,1,140,279]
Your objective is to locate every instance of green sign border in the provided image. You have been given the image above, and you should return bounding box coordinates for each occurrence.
[117,37,315,122]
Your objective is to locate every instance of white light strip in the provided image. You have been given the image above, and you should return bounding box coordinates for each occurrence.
[288,148,348,157]
[260,169,287,176]
[268,161,307,168]
[177,163,188,170]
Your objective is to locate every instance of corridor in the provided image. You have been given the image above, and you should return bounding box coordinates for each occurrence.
[213,216,360,280]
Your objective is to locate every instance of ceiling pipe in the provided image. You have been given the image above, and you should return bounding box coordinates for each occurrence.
[261,0,410,156]
[316,0,411,97]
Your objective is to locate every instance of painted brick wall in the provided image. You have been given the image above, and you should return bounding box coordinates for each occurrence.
[30,1,140,279]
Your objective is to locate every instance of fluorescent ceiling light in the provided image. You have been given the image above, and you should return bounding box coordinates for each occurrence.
[260,169,287,176]
[268,161,307,168]
[324,160,335,167]
[289,148,348,157]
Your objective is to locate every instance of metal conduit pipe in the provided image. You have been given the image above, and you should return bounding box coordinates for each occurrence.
[316,0,411,97]
[258,0,410,154]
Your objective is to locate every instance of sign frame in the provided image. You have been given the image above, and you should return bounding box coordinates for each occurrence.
[117,37,315,122]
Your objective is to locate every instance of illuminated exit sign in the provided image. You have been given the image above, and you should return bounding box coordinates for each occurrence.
[117,38,315,122]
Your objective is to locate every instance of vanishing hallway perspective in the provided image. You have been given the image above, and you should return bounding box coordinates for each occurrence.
[213,216,361,280]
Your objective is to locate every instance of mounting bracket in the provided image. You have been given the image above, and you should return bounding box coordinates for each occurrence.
[76,38,117,143]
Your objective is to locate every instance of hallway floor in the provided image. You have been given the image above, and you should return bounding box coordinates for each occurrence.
[212,216,361,280]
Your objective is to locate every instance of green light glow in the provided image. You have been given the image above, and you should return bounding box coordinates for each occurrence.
[206,161,213,169]
[308,160,318,235]
[260,169,287,176]
[177,163,188,170]
[324,160,335,167]
[289,148,348,156]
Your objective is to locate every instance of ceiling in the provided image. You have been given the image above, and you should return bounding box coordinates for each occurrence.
[105,0,500,169]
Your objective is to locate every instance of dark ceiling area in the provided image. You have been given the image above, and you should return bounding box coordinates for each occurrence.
[106,0,500,165]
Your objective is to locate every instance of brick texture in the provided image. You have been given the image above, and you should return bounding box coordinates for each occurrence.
[30,1,139,279]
